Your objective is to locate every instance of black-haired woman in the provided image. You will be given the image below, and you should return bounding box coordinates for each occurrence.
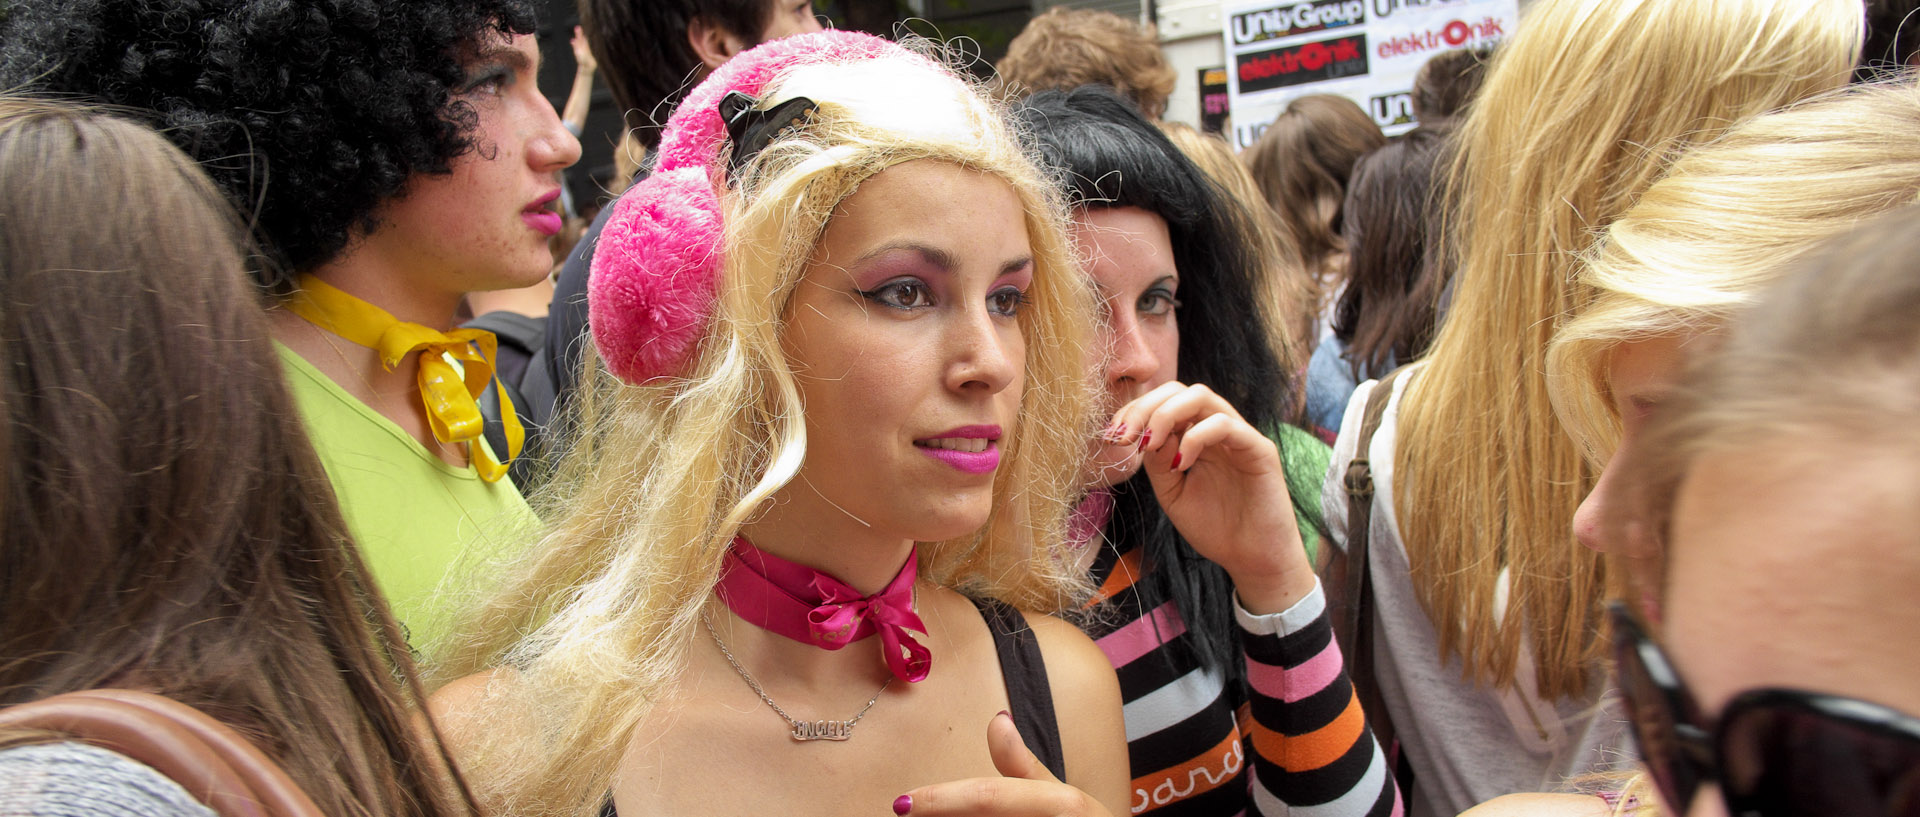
[1014,86,1400,817]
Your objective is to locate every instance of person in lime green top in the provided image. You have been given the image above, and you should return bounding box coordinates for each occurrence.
[3,0,581,650]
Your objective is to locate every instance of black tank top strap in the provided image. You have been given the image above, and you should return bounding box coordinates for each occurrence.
[969,595,1066,781]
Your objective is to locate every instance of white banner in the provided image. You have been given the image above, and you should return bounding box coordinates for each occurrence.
[1222,0,1518,149]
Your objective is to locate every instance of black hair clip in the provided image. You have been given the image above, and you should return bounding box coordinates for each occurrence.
[719,90,819,181]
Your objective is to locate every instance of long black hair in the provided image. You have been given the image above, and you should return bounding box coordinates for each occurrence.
[1014,86,1311,679]
[0,0,538,289]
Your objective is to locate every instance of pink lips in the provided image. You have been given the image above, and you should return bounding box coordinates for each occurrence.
[915,425,1002,475]
[522,189,563,236]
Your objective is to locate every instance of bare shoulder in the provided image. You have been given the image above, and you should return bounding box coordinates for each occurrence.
[1018,611,1113,683]
[427,667,524,755]
[1457,793,1614,817]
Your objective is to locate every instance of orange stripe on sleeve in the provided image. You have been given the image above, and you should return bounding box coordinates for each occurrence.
[1250,690,1367,773]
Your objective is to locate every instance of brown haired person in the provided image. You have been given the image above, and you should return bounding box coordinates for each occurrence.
[1241,94,1386,343]
[997,7,1178,120]
[0,97,474,817]
[0,0,582,651]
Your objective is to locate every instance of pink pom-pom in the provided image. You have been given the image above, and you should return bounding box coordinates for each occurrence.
[589,31,941,384]
[588,166,725,383]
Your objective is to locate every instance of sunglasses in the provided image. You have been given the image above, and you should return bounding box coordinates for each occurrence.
[1609,602,1920,817]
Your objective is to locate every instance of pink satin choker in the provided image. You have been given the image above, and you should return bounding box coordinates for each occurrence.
[714,536,931,683]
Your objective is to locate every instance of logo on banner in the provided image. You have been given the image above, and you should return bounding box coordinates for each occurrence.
[1368,91,1414,127]
[1368,0,1472,19]
[1236,34,1369,94]
[1230,0,1366,44]
[1377,16,1505,58]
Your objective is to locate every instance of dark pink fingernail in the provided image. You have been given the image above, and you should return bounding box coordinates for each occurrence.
[893,794,912,815]
[997,709,1011,719]
[1170,452,1183,470]
[1140,428,1152,448]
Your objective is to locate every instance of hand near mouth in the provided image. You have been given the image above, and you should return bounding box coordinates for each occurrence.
[1100,381,1315,615]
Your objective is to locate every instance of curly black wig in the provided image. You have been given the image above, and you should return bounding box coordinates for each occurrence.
[0,0,538,291]
[1014,86,1307,683]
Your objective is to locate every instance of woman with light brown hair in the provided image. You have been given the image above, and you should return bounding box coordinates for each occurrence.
[1321,0,1862,814]
[1240,94,1385,324]
[0,97,474,817]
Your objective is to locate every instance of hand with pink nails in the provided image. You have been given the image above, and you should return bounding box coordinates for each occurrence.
[1103,380,1317,615]
[891,712,1120,817]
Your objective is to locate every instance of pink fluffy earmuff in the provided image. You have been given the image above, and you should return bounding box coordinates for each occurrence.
[588,30,928,384]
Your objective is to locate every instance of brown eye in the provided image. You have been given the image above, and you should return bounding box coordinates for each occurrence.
[988,287,1030,317]
[859,279,934,310]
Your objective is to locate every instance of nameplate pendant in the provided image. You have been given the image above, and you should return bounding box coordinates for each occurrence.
[791,719,855,741]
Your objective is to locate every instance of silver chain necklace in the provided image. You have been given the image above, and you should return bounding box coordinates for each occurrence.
[700,608,893,742]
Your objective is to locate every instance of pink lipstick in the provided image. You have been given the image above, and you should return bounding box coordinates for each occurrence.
[522,189,563,236]
[914,425,1002,475]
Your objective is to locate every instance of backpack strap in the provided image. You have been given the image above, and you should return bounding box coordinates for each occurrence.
[0,689,325,817]
[1324,367,1413,793]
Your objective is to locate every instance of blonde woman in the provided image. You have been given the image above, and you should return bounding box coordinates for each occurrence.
[1464,73,1920,817]
[427,32,1134,817]
[1567,206,1920,817]
[1321,1,1862,815]
[1552,77,1920,613]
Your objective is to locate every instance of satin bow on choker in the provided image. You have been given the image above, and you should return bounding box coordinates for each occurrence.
[714,536,932,683]
[284,275,523,482]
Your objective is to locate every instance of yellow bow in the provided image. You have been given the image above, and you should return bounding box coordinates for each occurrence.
[285,275,523,483]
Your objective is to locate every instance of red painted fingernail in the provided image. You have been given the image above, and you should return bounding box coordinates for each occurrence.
[893,795,912,815]
[1170,452,1182,470]
[1140,428,1152,448]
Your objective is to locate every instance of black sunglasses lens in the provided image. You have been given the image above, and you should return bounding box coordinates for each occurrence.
[1612,609,1703,811]
[1720,699,1920,817]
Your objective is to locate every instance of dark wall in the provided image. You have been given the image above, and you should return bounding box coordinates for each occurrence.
[539,0,1039,213]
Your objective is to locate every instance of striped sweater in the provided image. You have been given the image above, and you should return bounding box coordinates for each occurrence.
[1087,548,1402,817]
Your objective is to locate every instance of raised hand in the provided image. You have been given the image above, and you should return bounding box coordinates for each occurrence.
[571,25,597,76]
[1103,381,1315,615]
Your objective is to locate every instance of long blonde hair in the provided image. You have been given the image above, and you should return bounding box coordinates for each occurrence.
[428,46,1099,817]
[1551,78,1920,468]
[1393,0,1859,698]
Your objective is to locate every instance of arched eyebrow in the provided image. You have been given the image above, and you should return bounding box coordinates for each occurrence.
[465,40,537,74]
[854,243,1033,279]
[856,242,954,270]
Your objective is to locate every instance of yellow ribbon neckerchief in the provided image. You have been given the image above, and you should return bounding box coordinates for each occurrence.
[285,274,523,483]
